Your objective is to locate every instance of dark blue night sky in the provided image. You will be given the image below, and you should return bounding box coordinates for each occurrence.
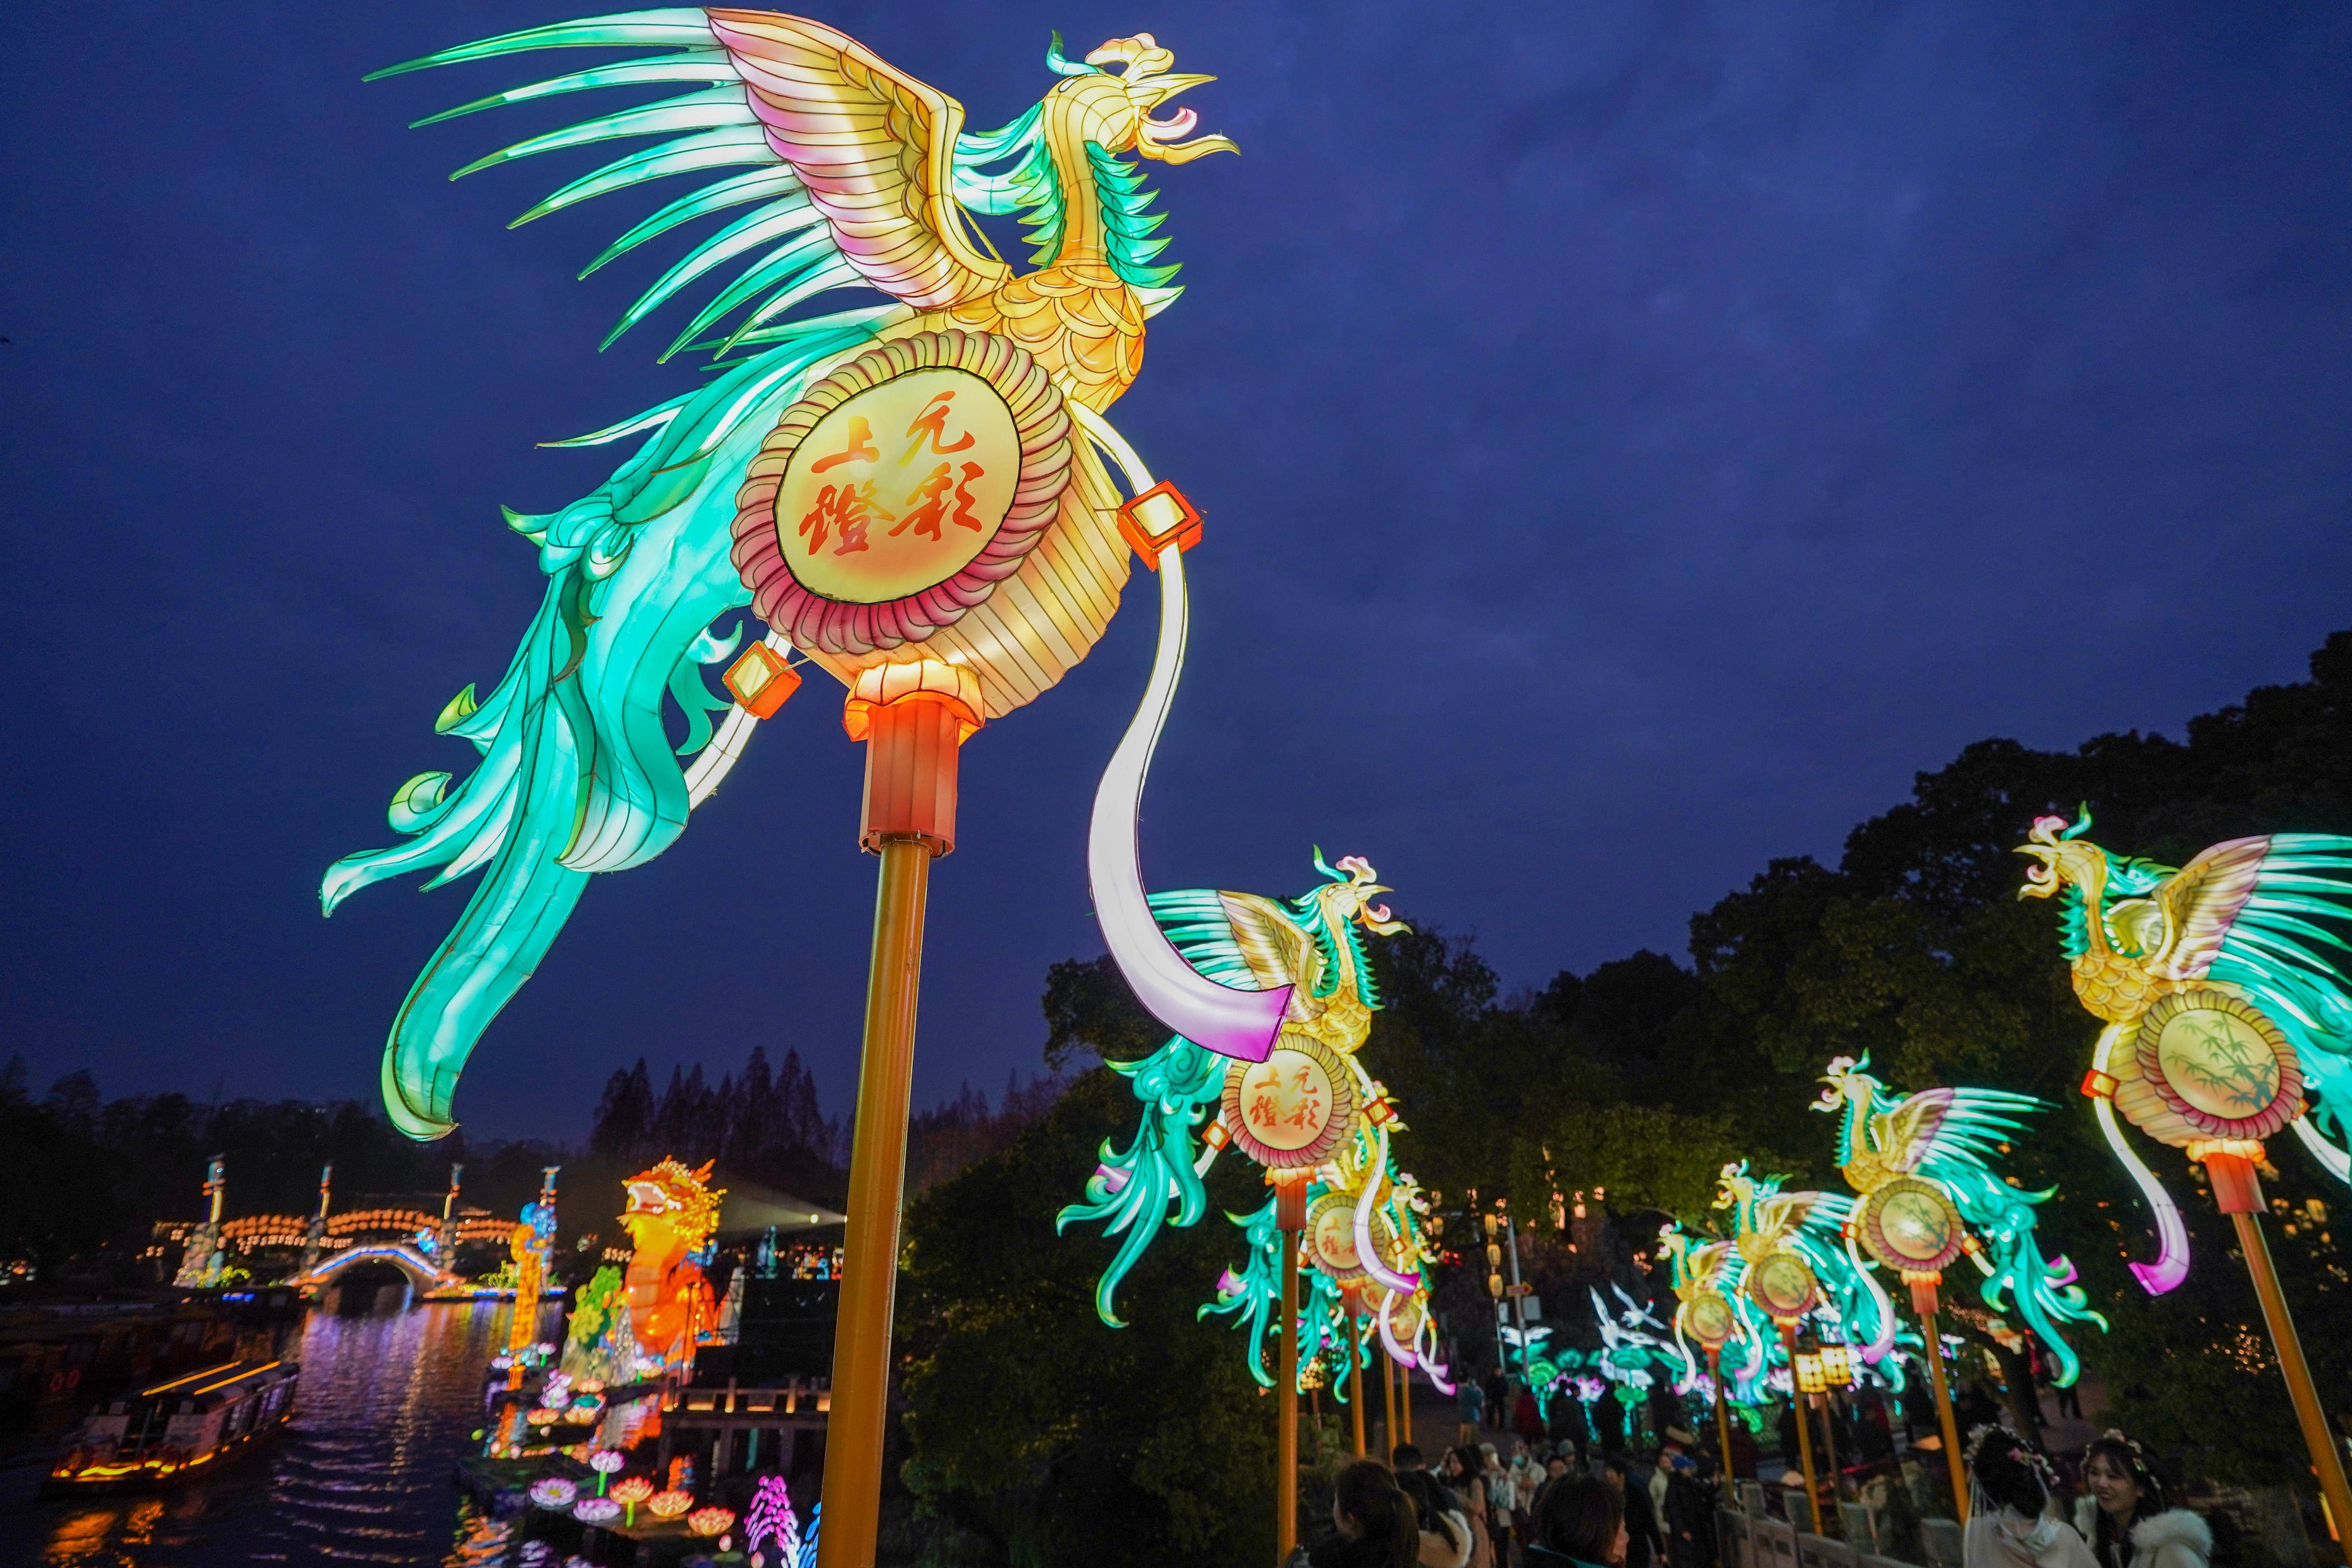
[5,3,2349,1140]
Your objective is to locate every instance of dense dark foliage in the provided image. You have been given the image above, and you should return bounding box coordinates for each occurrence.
[893,1069,1278,1567]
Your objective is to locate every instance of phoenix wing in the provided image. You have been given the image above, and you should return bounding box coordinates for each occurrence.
[330,11,1041,1138]
[1750,1188,1842,1250]
[2149,836,2271,983]
[1883,1082,2104,1386]
[1150,888,1317,994]
[2161,835,2352,1154]
[1880,1085,2036,1174]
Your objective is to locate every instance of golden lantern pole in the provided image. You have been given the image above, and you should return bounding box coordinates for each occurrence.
[1381,1343,1398,1457]
[1708,1346,1736,1502]
[2205,1150,2352,1554]
[1350,1312,1368,1457]
[1905,1276,1969,1523]
[1392,1354,1411,1457]
[1275,1173,1308,1564]
[817,686,969,1568]
[1778,1322,1824,1535]
[1277,1230,1300,1559]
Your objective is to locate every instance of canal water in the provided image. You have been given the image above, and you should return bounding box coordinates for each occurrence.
[12,1300,561,1568]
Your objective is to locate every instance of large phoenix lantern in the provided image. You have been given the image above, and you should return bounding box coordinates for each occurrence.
[1813,1055,2104,1517]
[2018,809,2352,1533]
[339,16,1240,1564]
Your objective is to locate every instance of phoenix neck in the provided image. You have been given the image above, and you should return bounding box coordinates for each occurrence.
[1041,109,1112,270]
[2073,854,2116,962]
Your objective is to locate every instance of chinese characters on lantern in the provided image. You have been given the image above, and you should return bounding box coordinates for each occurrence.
[797,393,992,557]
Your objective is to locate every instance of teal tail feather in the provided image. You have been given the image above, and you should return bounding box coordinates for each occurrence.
[323,315,881,1138]
[1201,1195,1283,1388]
[1056,1035,1225,1326]
[1937,1160,2105,1386]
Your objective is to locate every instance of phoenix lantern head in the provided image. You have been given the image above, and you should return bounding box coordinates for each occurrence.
[1053,32,1240,164]
[2014,809,2100,901]
[1812,1053,1874,1116]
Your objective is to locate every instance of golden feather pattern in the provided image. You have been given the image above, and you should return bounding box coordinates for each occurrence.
[2150,835,2270,982]
[1216,892,1316,994]
[1874,1091,1952,1176]
[706,10,1007,311]
[1738,1191,1822,1260]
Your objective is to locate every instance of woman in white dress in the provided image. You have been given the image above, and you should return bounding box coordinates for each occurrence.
[1963,1427,2099,1568]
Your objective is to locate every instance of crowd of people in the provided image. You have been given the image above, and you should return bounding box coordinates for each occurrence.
[1302,1436,1716,1568]
[1291,1394,2215,1568]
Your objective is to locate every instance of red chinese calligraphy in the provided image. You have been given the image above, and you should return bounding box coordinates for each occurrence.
[810,415,879,474]
[891,462,988,541]
[898,390,975,463]
[798,480,892,556]
[1248,1092,1281,1130]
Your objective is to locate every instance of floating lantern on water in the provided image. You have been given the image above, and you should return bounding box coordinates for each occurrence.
[524,1408,560,1428]
[573,1496,621,1524]
[689,1505,736,1537]
[528,1476,578,1509]
[648,1488,693,1520]
[611,1474,653,1526]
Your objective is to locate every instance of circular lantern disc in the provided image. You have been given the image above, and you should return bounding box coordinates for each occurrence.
[2133,988,2303,1140]
[1308,1192,1385,1282]
[775,366,1019,605]
[1858,1176,1966,1276]
[1383,1290,1425,1345]
[731,329,1074,659]
[1682,1292,1736,1348]
[1743,1250,1820,1322]
[1222,1035,1354,1170]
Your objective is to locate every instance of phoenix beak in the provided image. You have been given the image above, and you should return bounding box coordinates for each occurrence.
[2015,845,2057,899]
[1140,71,1216,106]
[1131,72,1238,163]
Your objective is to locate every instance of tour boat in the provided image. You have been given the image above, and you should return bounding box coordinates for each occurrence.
[44,1358,299,1492]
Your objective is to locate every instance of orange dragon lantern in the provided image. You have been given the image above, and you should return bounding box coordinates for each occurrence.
[620,1157,725,1368]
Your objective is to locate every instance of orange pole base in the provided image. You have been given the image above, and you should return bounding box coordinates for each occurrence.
[1709,1347,1736,1501]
